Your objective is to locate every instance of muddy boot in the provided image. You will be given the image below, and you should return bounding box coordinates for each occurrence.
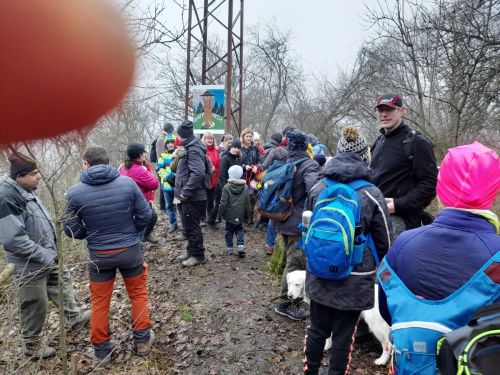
[181,256,207,267]
[70,309,91,332]
[177,252,190,262]
[25,343,56,359]
[136,330,156,356]
[143,233,159,244]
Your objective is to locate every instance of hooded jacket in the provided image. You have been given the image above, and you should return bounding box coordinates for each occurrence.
[273,150,320,235]
[258,143,289,172]
[174,136,208,201]
[304,153,392,310]
[217,178,251,225]
[0,177,57,282]
[118,161,159,200]
[64,164,152,250]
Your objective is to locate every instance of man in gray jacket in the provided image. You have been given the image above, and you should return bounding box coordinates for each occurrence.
[0,153,89,359]
[175,120,208,267]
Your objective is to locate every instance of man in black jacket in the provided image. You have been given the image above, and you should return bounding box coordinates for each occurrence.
[175,120,208,267]
[370,94,438,238]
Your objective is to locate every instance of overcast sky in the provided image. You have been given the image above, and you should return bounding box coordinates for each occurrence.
[132,0,372,78]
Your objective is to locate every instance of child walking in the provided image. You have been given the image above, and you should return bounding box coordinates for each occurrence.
[217,165,251,258]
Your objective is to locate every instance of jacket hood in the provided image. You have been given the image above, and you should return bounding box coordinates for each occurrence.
[226,179,246,193]
[264,139,279,150]
[323,152,370,183]
[81,165,120,186]
[184,137,207,154]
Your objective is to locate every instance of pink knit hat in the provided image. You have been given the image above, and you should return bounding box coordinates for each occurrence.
[437,142,500,209]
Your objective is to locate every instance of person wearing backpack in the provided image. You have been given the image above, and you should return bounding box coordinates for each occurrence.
[273,129,320,321]
[370,94,438,238]
[378,142,500,375]
[174,120,208,267]
[302,126,392,375]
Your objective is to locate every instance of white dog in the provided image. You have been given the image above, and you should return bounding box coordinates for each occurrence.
[286,270,391,365]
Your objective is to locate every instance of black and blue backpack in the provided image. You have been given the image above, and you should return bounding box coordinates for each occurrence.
[258,158,309,222]
[303,178,378,280]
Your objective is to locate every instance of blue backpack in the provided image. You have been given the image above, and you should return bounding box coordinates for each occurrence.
[303,178,377,280]
[258,158,309,222]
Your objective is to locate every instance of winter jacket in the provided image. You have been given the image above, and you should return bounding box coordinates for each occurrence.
[258,144,288,172]
[157,149,175,191]
[0,177,57,282]
[118,161,159,200]
[217,179,251,225]
[219,151,242,189]
[378,208,500,325]
[240,143,260,169]
[304,152,392,310]
[64,164,152,250]
[370,122,438,220]
[273,150,320,235]
[174,136,207,201]
[206,144,221,190]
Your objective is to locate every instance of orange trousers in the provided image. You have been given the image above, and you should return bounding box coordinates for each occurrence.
[89,263,151,344]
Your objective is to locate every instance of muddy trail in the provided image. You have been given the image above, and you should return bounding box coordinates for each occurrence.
[2,214,387,375]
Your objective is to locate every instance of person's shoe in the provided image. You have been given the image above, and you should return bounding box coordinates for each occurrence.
[93,352,112,368]
[237,245,245,258]
[264,245,273,255]
[274,302,307,321]
[70,309,91,332]
[200,221,207,228]
[168,224,179,233]
[136,330,156,356]
[24,344,56,359]
[226,247,234,255]
[143,234,159,244]
[182,256,207,267]
[173,232,187,241]
[177,252,190,261]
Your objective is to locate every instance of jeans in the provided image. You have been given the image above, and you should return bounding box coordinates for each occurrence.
[225,222,244,248]
[162,190,177,226]
[18,268,82,345]
[266,220,276,247]
[181,200,206,258]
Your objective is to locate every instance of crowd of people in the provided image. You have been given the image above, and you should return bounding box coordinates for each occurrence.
[0,93,498,374]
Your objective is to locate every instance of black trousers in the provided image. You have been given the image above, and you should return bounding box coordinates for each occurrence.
[204,187,215,222]
[207,183,222,225]
[304,300,361,375]
[181,200,206,258]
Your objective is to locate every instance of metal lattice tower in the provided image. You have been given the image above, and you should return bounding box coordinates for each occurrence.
[183,0,244,135]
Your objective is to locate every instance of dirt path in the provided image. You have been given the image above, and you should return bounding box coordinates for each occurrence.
[2,214,387,374]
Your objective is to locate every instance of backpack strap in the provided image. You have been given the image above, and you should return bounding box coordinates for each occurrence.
[291,157,310,166]
[346,179,373,191]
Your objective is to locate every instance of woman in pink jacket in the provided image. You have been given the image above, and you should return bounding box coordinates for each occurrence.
[119,143,159,243]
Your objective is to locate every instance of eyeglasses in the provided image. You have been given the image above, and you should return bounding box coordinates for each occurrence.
[376,107,398,113]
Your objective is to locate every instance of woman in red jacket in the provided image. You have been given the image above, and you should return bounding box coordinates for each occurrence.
[202,132,221,226]
[119,143,159,243]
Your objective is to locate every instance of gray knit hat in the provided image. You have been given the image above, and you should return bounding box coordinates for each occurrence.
[337,126,370,163]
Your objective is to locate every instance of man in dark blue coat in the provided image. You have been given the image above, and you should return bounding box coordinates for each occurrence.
[64,146,154,366]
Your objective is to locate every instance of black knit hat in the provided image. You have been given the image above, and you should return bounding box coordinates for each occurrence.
[8,153,38,179]
[313,154,327,167]
[287,130,308,151]
[126,143,146,159]
[231,138,242,149]
[163,122,174,133]
[177,120,194,139]
[271,132,282,144]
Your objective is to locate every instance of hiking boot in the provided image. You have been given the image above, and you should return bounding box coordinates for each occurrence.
[237,245,245,258]
[143,234,159,244]
[200,221,207,228]
[136,330,156,356]
[177,252,190,261]
[274,302,307,321]
[25,344,56,359]
[173,232,187,241]
[226,247,234,255]
[264,245,273,255]
[93,352,112,369]
[182,256,207,267]
[70,309,91,332]
[168,224,179,233]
